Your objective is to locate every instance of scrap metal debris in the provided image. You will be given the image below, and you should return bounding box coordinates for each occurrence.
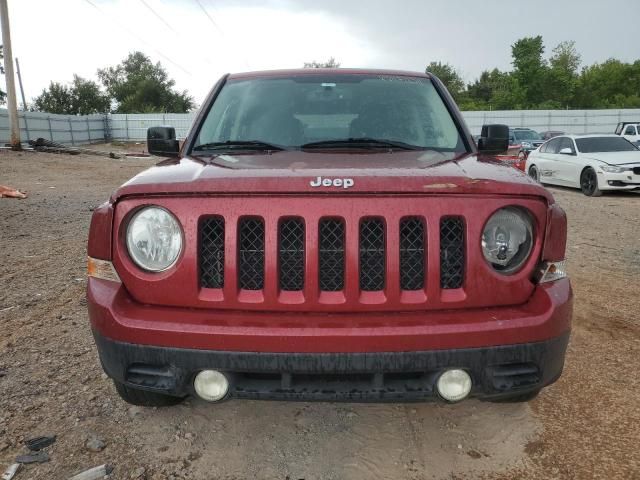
[25,435,56,451]
[68,464,113,480]
[28,138,122,159]
[1,464,21,480]
[15,450,49,464]
[0,185,27,199]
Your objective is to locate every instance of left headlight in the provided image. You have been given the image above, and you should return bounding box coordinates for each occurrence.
[481,207,534,274]
[126,206,183,272]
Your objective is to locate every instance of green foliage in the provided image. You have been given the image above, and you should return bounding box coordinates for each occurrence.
[428,37,639,110]
[303,57,341,68]
[33,75,110,115]
[98,52,194,113]
[426,61,465,102]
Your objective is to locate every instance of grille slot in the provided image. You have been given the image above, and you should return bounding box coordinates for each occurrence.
[319,219,345,291]
[359,218,385,291]
[238,218,265,290]
[279,218,305,291]
[400,217,425,290]
[440,217,465,289]
[200,217,225,288]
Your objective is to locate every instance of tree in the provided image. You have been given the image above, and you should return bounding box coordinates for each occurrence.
[303,57,341,68]
[511,36,548,107]
[425,61,465,102]
[545,41,581,107]
[33,82,74,114]
[98,51,194,113]
[33,75,109,114]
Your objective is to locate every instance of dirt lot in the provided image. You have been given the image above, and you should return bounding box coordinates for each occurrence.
[1,149,639,480]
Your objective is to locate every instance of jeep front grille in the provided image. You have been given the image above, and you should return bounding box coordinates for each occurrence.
[400,217,425,291]
[238,218,265,290]
[199,214,466,300]
[200,217,225,289]
[279,218,305,291]
[440,217,465,289]
[319,219,345,292]
[359,218,385,291]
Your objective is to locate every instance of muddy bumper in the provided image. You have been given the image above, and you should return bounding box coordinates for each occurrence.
[94,331,570,402]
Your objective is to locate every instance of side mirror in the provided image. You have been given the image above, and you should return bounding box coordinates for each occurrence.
[558,148,573,155]
[478,124,509,154]
[147,126,180,157]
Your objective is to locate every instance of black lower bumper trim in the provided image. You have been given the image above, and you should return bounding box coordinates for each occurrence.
[93,332,570,402]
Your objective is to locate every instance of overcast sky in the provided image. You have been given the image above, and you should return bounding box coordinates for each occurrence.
[4,0,640,106]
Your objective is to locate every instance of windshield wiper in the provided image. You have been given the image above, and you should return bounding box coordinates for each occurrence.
[299,138,424,151]
[193,140,286,152]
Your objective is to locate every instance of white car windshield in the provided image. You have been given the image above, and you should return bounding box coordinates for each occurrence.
[514,130,541,141]
[575,137,639,153]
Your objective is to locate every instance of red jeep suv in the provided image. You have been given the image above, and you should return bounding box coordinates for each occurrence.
[87,69,572,406]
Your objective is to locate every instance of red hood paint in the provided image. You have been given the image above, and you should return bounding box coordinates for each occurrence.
[111,151,554,203]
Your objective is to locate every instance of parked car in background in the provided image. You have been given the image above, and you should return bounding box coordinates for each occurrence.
[526,134,640,196]
[540,130,564,141]
[614,122,640,147]
[509,128,544,160]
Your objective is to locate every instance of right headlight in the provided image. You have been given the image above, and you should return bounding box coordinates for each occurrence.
[481,207,534,274]
[599,164,626,173]
[126,206,183,272]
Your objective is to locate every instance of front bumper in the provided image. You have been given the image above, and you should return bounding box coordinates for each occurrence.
[94,330,570,402]
[598,170,640,190]
[88,277,572,402]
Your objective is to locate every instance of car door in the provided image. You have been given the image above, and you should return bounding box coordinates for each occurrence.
[554,137,580,185]
[536,137,562,184]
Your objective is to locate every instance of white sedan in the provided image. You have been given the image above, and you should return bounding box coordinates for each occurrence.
[525,134,640,196]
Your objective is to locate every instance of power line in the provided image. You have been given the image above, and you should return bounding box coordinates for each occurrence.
[138,0,179,36]
[81,0,193,76]
[194,0,251,70]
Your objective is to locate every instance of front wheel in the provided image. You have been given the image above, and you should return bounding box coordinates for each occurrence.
[580,167,602,197]
[528,165,540,183]
[113,381,185,407]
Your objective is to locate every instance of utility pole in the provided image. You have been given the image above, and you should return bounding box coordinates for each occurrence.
[0,0,21,149]
[15,57,26,110]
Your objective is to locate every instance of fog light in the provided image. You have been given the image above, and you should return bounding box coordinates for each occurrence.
[194,370,229,402]
[437,369,472,402]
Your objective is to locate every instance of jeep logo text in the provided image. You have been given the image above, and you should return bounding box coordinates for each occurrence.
[309,177,355,189]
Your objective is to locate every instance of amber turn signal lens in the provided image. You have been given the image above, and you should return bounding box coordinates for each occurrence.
[87,257,121,283]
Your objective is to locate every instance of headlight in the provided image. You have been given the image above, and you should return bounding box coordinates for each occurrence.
[521,142,532,148]
[599,164,626,173]
[126,206,183,272]
[481,207,534,274]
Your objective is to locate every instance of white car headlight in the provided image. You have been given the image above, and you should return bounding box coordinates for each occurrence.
[481,207,534,274]
[599,164,626,173]
[126,206,183,272]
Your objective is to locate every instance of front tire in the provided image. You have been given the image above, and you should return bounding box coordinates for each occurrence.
[580,167,602,197]
[528,165,540,183]
[113,381,185,407]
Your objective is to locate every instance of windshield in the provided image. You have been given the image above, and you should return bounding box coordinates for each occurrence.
[575,137,639,153]
[513,130,541,141]
[192,74,465,153]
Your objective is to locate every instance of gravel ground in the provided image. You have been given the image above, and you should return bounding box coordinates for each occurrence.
[0,149,638,480]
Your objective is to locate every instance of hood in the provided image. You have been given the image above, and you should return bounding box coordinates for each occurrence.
[111,150,553,202]
[583,151,640,166]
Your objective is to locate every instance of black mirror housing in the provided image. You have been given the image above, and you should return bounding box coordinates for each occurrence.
[147,126,180,157]
[478,124,509,154]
